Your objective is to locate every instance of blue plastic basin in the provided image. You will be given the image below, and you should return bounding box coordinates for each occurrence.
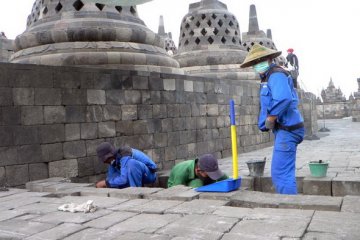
[195,178,241,192]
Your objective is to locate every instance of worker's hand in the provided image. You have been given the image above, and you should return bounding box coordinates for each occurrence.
[96,180,107,188]
[265,116,277,130]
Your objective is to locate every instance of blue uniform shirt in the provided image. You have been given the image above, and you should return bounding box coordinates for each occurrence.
[258,65,303,131]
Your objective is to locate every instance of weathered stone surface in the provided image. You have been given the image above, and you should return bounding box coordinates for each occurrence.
[108,199,151,211]
[98,121,116,137]
[65,123,80,141]
[21,106,43,125]
[302,175,334,195]
[307,211,360,239]
[87,90,106,105]
[158,214,237,239]
[341,195,360,213]
[302,232,340,240]
[0,219,56,238]
[38,124,65,143]
[110,187,163,199]
[5,164,29,186]
[26,223,86,240]
[165,199,229,215]
[80,123,98,139]
[149,185,199,201]
[41,143,63,162]
[62,228,119,240]
[44,106,65,124]
[108,213,181,233]
[49,159,78,178]
[29,163,49,181]
[63,141,86,158]
[228,208,312,239]
[13,88,34,105]
[32,209,112,224]
[332,176,360,196]
[84,211,137,229]
[35,88,61,105]
[127,200,183,214]
[230,190,342,211]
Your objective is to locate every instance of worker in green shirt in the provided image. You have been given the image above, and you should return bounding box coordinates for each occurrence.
[167,154,228,188]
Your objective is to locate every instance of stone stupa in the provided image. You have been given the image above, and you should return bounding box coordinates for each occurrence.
[10,0,182,74]
[174,0,256,81]
[157,16,177,55]
[0,31,14,62]
[242,4,277,51]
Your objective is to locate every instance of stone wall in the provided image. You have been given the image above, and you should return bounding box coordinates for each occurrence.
[298,94,318,137]
[316,102,350,119]
[0,63,272,187]
[352,99,360,122]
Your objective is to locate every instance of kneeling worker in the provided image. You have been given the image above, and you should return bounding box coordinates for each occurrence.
[167,154,228,188]
[96,142,157,188]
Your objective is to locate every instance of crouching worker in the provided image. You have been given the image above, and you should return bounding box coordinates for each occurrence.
[167,154,228,188]
[96,142,157,188]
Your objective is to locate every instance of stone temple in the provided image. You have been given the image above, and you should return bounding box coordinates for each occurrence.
[10,0,181,74]
[0,0,316,187]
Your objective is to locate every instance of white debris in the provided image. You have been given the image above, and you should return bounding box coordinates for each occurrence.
[58,200,97,213]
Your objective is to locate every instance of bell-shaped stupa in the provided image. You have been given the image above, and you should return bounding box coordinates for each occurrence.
[157,16,177,55]
[174,0,254,80]
[10,0,181,73]
[242,4,277,51]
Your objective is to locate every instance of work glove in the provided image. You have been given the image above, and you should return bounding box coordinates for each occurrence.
[265,119,276,130]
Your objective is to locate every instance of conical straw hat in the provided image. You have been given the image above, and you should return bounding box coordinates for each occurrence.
[240,43,282,68]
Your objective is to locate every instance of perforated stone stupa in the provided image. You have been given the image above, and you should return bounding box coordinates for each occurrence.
[174,0,254,80]
[157,16,177,55]
[242,5,277,51]
[10,0,181,73]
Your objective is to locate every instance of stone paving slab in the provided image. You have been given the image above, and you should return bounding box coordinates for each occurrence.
[221,233,280,240]
[25,223,86,240]
[0,219,56,239]
[165,199,229,215]
[109,187,164,199]
[107,213,181,234]
[126,199,183,214]
[84,211,138,229]
[340,195,360,213]
[62,228,120,240]
[108,199,151,211]
[25,177,68,192]
[198,190,238,201]
[302,232,343,240]
[31,209,113,225]
[12,202,60,215]
[157,214,238,239]
[148,185,199,201]
[213,206,314,220]
[49,195,129,209]
[230,190,342,211]
[307,211,360,239]
[42,182,94,192]
[0,209,28,222]
[332,176,360,196]
[228,214,310,239]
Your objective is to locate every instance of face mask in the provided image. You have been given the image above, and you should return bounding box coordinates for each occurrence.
[253,61,270,73]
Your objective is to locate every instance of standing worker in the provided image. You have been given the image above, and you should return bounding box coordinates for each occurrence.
[240,43,305,195]
[285,48,299,88]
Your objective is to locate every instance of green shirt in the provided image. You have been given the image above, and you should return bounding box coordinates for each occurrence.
[167,159,228,188]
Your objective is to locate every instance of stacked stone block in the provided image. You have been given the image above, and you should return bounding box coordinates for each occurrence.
[0,62,271,187]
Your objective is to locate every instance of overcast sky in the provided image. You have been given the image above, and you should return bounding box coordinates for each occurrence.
[1,0,359,98]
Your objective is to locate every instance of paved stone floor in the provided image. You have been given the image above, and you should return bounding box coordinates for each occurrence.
[0,118,359,240]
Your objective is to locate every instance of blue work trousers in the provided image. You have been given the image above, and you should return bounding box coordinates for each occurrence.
[127,160,157,187]
[271,128,304,194]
